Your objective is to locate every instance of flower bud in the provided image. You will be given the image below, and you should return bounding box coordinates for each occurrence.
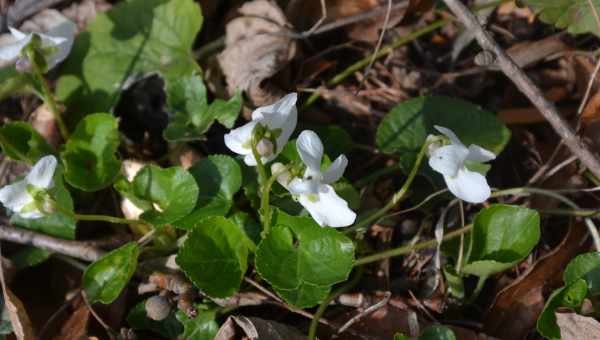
[145,295,171,321]
[256,139,274,157]
[15,57,32,73]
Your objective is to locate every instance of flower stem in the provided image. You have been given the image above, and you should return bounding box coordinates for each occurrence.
[73,213,141,226]
[347,140,430,234]
[353,224,473,266]
[307,266,364,340]
[251,141,272,238]
[29,56,69,140]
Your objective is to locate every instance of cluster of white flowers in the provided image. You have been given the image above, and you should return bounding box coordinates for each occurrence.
[225,94,356,228]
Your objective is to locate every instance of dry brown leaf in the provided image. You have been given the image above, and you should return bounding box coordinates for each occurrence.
[215,316,305,340]
[555,310,600,340]
[62,0,112,32]
[219,0,297,106]
[484,222,588,339]
[52,298,90,340]
[3,288,35,340]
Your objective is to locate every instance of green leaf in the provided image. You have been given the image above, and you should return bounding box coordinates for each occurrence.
[526,0,600,37]
[0,67,35,101]
[83,242,140,304]
[255,210,355,308]
[419,325,456,340]
[127,165,199,225]
[164,74,241,142]
[375,96,510,170]
[443,265,465,299]
[10,247,51,270]
[127,300,183,338]
[56,0,203,116]
[537,280,589,340]
[11,166,76,239]
[462,204,540,278]
[175,309,218,340]
[174,155,241,230]
[231,211,261,250]
[61,113,121,192]
[0,122,54,163]
[176,217,249,298]
[563,252,600,296]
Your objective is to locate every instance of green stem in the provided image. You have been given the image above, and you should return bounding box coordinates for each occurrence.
[73,213,141,226]
[28,55,69,140]
[467,276,488,304]
[251,141,272,237]
[354,223,473,266]
[347,140,430,233]
[455,200,465,274]
[307,266,364,340]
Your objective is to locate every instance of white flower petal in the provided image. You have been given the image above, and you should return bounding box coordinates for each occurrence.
[288,178,320,195]
[25,155,57,189]
[428,144,469,177]
[224,120,258,155]
[275,105,297,153]
[466,144,496,163]
[434,125,463,146]
[444,168,491,203]
[251,93,297,125]
[8,27,28,40]
[0,180,33,213]
[298,185,356,227]
[322,154,348,184]
[0,29,32,61]
[296,130,323,173]
[42,20,76,69]
[18,209,45,219]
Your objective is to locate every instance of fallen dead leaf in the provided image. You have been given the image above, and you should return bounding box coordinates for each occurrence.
[3,287,35,340]
[219,0,297,106]
[484,222,588,339]
[555,309,600,340]
[215,315,305,340]
[52,297,90,340]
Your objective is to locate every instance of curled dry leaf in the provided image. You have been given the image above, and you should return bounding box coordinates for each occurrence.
[219,0,297,106]
[215,316,305,340]
[52,297,90,340]
[555,309,600,340]
[3,288,34,340]
[62,0,112,32]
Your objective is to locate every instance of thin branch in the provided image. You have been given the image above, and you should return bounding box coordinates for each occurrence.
[0,223,104,262]
[441,0,600,181]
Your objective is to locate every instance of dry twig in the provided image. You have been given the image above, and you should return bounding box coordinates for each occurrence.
[0,222,104,262]
[441,0,600,181]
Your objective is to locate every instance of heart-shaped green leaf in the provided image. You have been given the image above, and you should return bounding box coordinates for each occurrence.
[56,0,203,116]
[174,155,241,229]
[255,211,355,308]
[0,122,54,163]
[526,0,600,37]
[164,74,241,142]
[376,96,510,171]
[419,325,456,340]
[537,279,589,340]
[61,113,121,192]
[123,165,199,225]
[176,309,218,340]
[462,204,540,278]
[83,242,140,304]
[563,252,600,296]
[11,166,76,239]
[176,217,249,298]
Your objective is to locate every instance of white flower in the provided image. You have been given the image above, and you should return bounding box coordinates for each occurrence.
[0,24,75,70]
[224,93,297,166]
[0,155,57,219]
[284,130,356,228]
[428,125,496,203]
